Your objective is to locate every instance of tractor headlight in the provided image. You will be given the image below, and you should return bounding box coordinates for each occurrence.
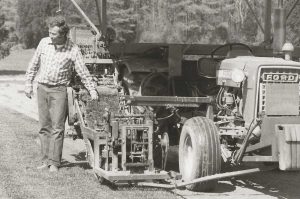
[217,69,246,87]
[231,69,245,83]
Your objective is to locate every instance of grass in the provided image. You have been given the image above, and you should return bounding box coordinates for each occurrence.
[0,107,179,199]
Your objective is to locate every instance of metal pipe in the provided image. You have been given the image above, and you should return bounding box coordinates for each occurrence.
[138,167,275,189]
[94,0,102,28]
[175,167,272,188]
[278,0,284,8]
[232,120,260,164]
[264,0,272,45]
[273,7,286,54]
[95,0,107,35]
[69,0,101,37]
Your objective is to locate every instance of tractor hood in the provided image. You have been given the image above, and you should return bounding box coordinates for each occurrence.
[220,56,300,73]
[219,56,300,88]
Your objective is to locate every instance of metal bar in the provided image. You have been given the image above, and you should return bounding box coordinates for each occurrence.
[121,126,127,171]
[286,0,300,20]
[69,0,101,37]
[242,155,276,162]
[94,167,170,181]
[139,167,275,189]
[101,0,107,35]
[94,137,100,169]
[123,163,150,167]
[95,0,107,35]
[264,0,272,45]
[233,121,259,164]
[109,43,300,57]
[278,0,284,8]
[176,167,272,187]
[124,96,213,107]
[148,120,154,171]
[273,7,286,54]
[168,45,182,76]
[94,0,102,27]
[206,104,214,120]
[244,0,264,33]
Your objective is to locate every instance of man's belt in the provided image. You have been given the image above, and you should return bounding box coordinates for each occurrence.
[38,82,66,88]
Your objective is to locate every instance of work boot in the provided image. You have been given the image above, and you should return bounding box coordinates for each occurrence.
[49,165,59,172]
[37,163,49,170]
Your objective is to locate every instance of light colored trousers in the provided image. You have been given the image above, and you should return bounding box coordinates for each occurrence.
[37,83,67,166]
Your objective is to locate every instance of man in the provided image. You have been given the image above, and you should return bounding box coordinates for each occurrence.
[25,16,98,172]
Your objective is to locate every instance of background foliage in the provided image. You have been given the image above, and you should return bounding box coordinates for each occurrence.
[1,0,300,55]
[0,0,18,58]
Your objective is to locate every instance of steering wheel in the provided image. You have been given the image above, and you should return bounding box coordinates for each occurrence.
[210,43,253,59]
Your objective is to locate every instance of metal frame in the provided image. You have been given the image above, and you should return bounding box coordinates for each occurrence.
[66,0,300,188]
[73,95,171,182]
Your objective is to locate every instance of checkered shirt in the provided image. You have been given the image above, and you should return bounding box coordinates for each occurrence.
[25,37,96,93]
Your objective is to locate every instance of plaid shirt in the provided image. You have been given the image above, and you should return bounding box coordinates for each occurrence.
[25,37,96,93]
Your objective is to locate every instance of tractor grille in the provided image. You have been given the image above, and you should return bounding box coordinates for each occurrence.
[258,68,300,116]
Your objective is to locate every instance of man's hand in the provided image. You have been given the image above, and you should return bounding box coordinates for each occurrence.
[90,90,99,101]
[25,86,33,99]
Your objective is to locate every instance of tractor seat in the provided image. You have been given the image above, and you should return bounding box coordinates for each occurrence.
[197,58,220,78]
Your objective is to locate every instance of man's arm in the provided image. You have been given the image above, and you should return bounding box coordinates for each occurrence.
[24,39,43,98]
[73,46,98,100]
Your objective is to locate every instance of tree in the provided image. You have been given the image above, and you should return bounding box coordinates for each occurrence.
[107,0,138,43]
[15,0,300,47]
[286,0,300,45]
[17,0,54,48]
[0,14,10,58]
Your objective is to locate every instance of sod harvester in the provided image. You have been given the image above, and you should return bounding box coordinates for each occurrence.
[66,0,300,191]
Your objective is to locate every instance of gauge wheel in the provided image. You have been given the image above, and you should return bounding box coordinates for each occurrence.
[67,87,76,125]
[179,116,221,192]
[84,138,95,168]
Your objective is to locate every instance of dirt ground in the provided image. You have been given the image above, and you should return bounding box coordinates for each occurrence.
[0,75,300,199]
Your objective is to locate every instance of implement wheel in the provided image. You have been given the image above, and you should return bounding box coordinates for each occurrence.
[179,116,221,192]
[84,138,95,168]
[67,87,76,125]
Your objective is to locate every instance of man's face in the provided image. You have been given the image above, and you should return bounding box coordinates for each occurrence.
[49,26,66,45]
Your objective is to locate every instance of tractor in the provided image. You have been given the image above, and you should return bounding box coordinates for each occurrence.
[66,0,300,192]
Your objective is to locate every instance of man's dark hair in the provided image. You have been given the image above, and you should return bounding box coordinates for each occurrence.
[47,16,69,36]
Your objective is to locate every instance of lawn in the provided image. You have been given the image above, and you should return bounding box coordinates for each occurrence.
[0,88,178,199]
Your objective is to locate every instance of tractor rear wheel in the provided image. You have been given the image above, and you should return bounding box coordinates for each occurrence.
[179,116,221,192]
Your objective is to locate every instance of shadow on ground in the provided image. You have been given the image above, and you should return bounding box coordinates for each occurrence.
[60,151,91,170]
[232,169,300,199]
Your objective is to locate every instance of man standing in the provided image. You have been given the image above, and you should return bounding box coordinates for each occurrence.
[25,16,98,172]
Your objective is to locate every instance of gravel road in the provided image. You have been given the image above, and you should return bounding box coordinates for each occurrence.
[1,77,300,199]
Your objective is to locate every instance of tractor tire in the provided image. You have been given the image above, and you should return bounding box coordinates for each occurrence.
[179,116,221,192]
